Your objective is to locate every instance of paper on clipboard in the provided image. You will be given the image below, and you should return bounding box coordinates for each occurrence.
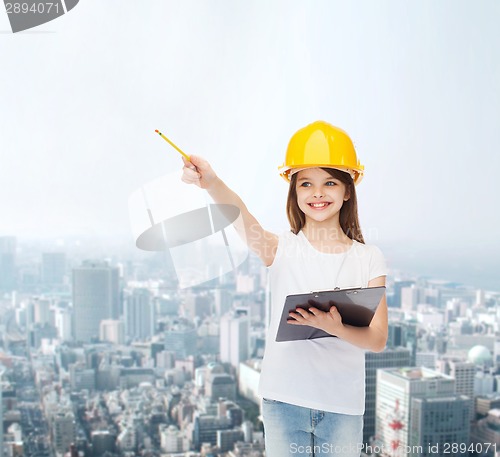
[275,286,386,342]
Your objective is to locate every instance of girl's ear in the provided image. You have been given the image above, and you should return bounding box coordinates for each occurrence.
[344,187,351,202]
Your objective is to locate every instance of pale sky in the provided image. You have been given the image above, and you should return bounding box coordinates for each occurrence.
[1,1,499,276]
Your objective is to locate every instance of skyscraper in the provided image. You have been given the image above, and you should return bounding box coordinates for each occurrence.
[124,288,155,340]
[401,286,419,311]
[388,320,418,365]
[410,396,469,456]
[33,298,52,326]
[436,356,475,422]
[376,367,470,456]
[220,310,249,370]
[363,348,411,445]
[72,261,119,342]
[52,411,76,454]
[164,319,197,359]
[0,236,16,292]
[54,306,72,341]
[391,280,415,308]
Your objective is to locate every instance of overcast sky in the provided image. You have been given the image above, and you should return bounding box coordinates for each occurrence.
[1,1,499,282]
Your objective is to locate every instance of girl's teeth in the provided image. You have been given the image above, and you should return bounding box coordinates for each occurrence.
[311,203,328,208]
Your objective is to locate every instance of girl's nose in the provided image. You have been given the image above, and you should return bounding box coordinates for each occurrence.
[313,189,324,198]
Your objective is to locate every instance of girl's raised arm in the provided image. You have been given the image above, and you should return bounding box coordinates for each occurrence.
[181,155,278,267]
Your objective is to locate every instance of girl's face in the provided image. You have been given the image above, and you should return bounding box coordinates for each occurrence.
[295,168,349,224]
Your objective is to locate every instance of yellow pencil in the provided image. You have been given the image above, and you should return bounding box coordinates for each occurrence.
[155,129,191,161]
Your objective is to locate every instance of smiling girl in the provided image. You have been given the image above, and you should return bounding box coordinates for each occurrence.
[181,121,388,457]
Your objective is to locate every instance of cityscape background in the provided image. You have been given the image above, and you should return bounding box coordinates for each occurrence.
[1,1,500,292]
[1,1,500,456]
[1,235,500,457]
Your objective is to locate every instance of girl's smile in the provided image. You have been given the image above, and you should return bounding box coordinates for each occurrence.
[308,201,331,209]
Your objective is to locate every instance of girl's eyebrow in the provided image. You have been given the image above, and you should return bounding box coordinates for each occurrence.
[297,176,339,182]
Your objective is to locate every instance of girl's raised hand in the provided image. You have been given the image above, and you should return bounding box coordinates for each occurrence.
[181,155,218,190]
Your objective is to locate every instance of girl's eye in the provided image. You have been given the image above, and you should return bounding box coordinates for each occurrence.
[326,181,336,186]
[300,182,311,187]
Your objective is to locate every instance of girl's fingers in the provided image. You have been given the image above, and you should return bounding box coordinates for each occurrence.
[182,155,196,168]
[294,308,308,318]
[181,162,202,184]
[329,306,342,323]
[182,166,200,179]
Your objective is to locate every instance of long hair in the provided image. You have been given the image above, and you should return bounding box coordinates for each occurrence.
[286,167,365,243]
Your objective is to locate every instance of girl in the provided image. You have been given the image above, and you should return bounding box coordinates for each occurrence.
[181,121,388,457]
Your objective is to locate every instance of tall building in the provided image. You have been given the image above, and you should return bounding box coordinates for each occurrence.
[193,414,232,449]
[41,252,66,286]
[376,367,470,456]
[436,357,475,422]
[391,280,415,308]
[72,261,119,342]
[91,431,116,455]
[69,362,96,391]
[54,306,72,341]
[0,236,16,292]
[164,320,197,359]
[238,360,261,404]
[124,288,155,340]
[363,348,411,445]
[159,424,187,453]
[220,310,249,370]
[34,298,52,326]
[183,291,212,320]
[401,286,419,311]
[410,396,469,456]
[217,429,244,452]
[206,373,236,402]
[52,411,76,454]
[388,320,418,365]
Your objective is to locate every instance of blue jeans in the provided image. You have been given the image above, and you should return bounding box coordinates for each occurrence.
[262,398,363,456]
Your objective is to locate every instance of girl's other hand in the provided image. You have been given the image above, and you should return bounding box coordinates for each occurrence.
[288,304,344,336]
[181,155,218,190]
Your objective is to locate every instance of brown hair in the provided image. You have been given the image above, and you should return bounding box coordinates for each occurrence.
[286,168,365,243]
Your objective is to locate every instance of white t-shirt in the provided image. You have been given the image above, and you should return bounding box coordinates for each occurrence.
[258,230,387,415]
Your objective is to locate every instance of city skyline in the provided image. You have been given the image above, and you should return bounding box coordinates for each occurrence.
[1,231,500,456]
[0,1,499,262]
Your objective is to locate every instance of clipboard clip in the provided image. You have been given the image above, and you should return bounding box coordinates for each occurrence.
[310,287,340,298]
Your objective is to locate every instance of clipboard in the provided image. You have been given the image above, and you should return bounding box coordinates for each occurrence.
[275,286,386,342]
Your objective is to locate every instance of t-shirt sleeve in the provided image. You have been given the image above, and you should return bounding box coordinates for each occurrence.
[369,245,388,280]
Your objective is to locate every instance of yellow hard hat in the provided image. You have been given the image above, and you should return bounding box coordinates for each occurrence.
[278,121,364,184]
